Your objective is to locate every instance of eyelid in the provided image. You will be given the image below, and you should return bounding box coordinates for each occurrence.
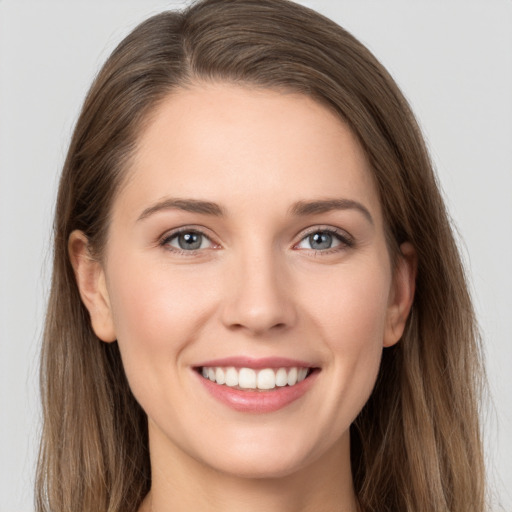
[157,224,354,255]
[293,225,355,251]
[159,225,220,253]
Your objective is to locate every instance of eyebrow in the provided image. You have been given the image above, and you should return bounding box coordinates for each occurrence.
[137,196,373,224]
[289,198,374,224]
[137,198,225,221]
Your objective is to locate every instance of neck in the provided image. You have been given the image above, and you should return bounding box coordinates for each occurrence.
[140,425,359,512]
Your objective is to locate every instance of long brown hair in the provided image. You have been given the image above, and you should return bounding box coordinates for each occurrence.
[37,1,486,510]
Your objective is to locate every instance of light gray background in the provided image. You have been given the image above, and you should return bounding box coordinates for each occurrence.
[0,1,511,511]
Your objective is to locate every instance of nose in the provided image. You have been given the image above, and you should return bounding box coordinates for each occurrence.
[220,247,297,336]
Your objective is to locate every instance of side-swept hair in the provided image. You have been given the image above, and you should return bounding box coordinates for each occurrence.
[37,1,485,511]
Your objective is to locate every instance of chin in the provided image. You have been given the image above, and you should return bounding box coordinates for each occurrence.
[191,426,342,481]
[205,450,313,480]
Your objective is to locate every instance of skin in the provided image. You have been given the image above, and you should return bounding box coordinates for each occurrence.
[69,83,416,512]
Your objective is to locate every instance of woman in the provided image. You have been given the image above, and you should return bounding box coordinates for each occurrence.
[36,0,486,511]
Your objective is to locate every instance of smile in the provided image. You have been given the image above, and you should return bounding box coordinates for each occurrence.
[193,358,319,413]
[199,366,311,390]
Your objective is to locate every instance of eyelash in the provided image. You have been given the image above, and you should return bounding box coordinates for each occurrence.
[159,226,354,256]
[295,226,355,253]
[159,227,218,256]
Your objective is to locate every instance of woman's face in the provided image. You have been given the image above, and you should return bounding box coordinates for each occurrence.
[74,83,414,480]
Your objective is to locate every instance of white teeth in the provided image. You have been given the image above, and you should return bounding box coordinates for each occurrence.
[215,367,226,385]
[200,366,311,390]
[257,368,276,390]
[275,368,288,387]
[225,367,238,386]
[238,368,257,389]
[287,367,298,386]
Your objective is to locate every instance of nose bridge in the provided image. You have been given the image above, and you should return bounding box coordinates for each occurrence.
[221,238,296,335]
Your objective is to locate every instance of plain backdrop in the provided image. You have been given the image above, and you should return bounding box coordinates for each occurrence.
[0,1,511,511]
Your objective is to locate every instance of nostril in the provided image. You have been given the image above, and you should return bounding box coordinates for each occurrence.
[219,271,298,335]
[225,320,290,335]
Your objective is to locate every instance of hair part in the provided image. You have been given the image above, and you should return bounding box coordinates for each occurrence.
[37,1,486,511]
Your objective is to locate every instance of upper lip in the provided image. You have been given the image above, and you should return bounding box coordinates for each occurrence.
[194,356,317,369]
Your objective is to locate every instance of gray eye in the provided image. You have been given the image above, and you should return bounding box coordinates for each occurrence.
[308,232,334,250]
[178,232,202,250]
[169,231,208,250]
[296,230,345,251]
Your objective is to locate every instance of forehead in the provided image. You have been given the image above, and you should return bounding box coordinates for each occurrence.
[117,83,382,225]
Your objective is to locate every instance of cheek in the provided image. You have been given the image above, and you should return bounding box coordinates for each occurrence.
[303,257,391,413]
[105,260,217,391]
[307,256,391,344]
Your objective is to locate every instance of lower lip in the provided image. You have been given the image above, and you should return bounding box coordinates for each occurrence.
[195,370,318,413]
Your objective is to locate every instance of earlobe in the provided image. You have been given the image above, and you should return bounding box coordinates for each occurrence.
[383,242,417,347]
[68,230,117,342]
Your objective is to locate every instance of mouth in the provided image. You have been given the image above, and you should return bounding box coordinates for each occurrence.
[193,357,320,412]
[195,365,316,391]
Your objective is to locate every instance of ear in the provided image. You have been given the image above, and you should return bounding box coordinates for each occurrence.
[383,242,417,347]
[68,230,116,342]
